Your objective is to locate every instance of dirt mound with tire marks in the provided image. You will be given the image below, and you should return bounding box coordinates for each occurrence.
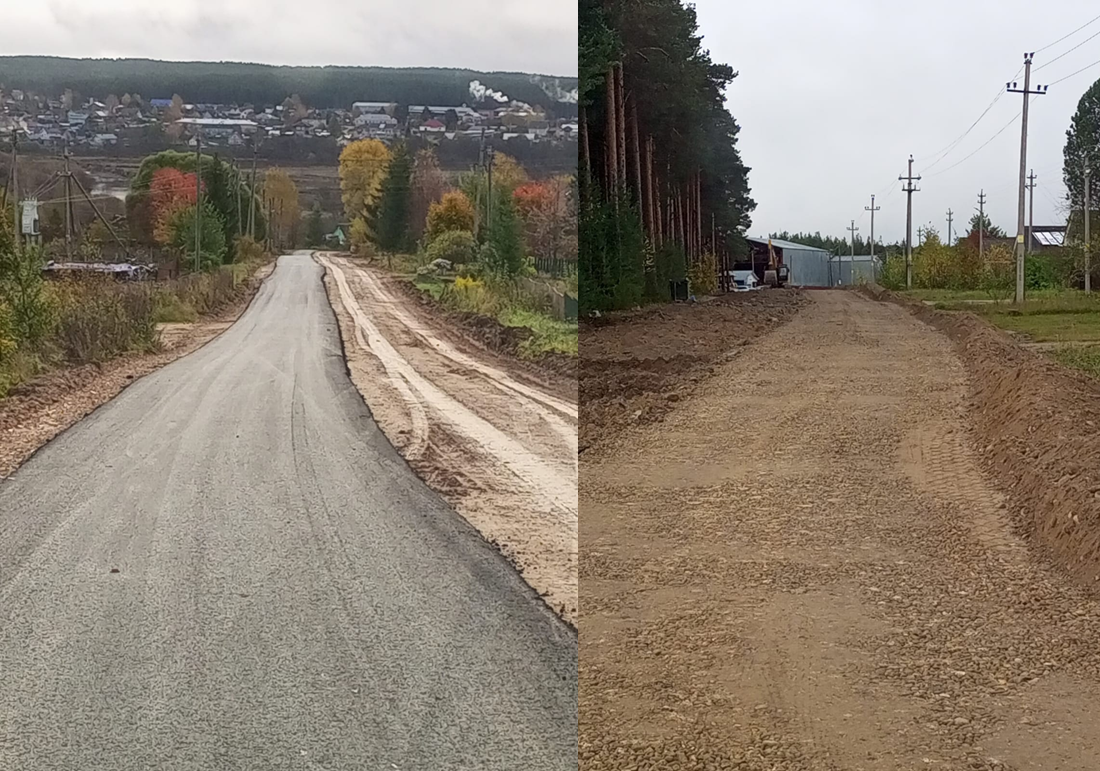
[864,284,1100,589]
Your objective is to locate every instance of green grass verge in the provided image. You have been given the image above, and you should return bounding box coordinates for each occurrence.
[1049,345,1100,377]
[986,312,1100,342]
[501,309,579,357]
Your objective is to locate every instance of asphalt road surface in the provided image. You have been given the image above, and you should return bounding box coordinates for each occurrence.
[0,252,577,770]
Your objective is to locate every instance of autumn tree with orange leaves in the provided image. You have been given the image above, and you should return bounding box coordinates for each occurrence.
[150,167,200,245]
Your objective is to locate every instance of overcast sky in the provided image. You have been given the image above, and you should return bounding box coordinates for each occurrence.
[694,0,1100,245]
[0,0,576,77]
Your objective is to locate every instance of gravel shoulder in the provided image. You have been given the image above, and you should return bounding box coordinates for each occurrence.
[581,290,1100,771]
[318,253,579,624]
[0,262,275,479]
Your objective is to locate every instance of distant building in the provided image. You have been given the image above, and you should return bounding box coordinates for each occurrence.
[419,119,446,133]
[1025,224,1067,252]
[352,101,392,114]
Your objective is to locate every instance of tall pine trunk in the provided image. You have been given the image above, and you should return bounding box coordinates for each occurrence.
[615,64,627,192]
[580,104,591,187]
[630,99,643,232]
[605,66,617,196]
[642,134,654,243]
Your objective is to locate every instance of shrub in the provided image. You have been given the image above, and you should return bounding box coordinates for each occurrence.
[0,245,56,344]
[879,254,907,290]
[51,279,158,364]
[426,191,476,241]
[687,252,718,296]
[233,234,265,264]
[425,229,477,266]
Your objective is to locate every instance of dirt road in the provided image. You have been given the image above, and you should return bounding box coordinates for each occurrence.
[581,291,1100,771]
[318,253,578,623]
[0,253,576,770]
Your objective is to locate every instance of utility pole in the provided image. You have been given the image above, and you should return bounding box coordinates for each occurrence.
[946,209,954,246]
[235,160,243,238]
[486,146,495,234]
[11,129,19,255]
[64,134,73,261]
[865,194,880,261]
[249,138,258,239]
[977,190,987,259]
[1026,170,1036,256]
[194,130,202,272]
[900,154,920,289]
[918,225,925,247]
[1086,160,1092,294]
[845,219,859,286]
[1007,53,1049,304]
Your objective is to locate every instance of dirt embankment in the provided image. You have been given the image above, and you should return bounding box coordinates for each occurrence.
[865,284,1100,590]
[0,262,275,478]
[389,277,579,384]
[318,254,578,624]
[580,290,808,454]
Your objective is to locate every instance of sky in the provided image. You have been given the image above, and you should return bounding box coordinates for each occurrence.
[0,0,577,77]
[693,0,1100,246]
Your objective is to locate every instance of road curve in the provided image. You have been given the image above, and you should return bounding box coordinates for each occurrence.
[0,252,577,770]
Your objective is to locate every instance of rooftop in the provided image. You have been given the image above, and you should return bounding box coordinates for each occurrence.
[746,237,831,253]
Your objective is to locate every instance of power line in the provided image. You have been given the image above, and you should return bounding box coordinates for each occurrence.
[1048,56,1100,85]
[918,90,1009,171]
[1035,11,1100,53]
[1035,27,1100,72]
[926,107,1024,178]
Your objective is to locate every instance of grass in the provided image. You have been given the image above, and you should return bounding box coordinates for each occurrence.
[987,312,1100,342]
[413,274,578,359]
[501,309,578,357]
[414,277,446,301]
[1049,345,1100,377]
[907,287,1100,344]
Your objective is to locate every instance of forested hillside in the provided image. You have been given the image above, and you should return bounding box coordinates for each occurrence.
[0,57,578,116]
[579,0,755,311]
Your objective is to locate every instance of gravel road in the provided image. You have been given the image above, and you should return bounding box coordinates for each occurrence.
[0,252,576,770]
[581,291,1100,771]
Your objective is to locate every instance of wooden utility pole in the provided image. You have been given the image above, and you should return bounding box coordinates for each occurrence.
[946,208,954,247]
[865,195,880,261]
[236,160,243,238]
[977,189,987,259]
[249,138,258,239]
[900,154,920,289]
[1007,54,1048,303]
[194,131,202,272]
[1086,160,1092,294]
[11,129,19,254]
[1025,169,1036,256]
[64,134,73,261]
[486,146,495,232]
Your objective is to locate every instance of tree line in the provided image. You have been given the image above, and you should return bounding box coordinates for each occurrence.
[337,140,576,278]
[0,57,578,119]
[579,0,755,311]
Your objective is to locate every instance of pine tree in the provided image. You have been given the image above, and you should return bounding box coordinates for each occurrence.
[487,193,525,277]
[305,204,325,247]
[372,142,414,253]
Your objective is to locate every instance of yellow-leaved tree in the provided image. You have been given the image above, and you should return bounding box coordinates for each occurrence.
[263,168,300,248]
[339,139,391,227]
[426,191,476,242]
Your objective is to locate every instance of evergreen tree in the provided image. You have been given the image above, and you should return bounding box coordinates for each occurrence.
[305,204,325,247]
[372,142,414,253]
[487,193,525,277]
[1063,78,1100,211]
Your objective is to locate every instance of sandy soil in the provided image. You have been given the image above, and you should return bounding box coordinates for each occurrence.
[317,253,578,624]
[0,262,275,479]
[580,290,807,456]
[581,291,1100,771]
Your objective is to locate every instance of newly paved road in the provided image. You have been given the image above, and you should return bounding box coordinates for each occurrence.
[0,252,577,770]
